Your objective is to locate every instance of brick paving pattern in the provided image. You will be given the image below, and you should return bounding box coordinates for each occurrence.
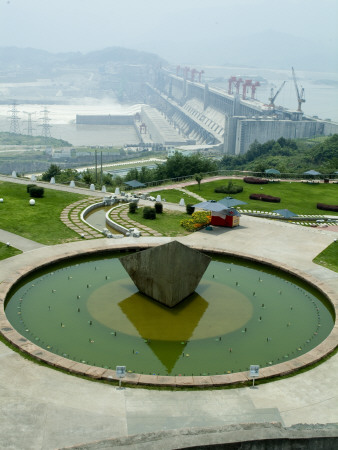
[60,197,104,239]
[110,204,163,236]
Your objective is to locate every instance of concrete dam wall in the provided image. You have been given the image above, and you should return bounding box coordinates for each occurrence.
[230,118,326,155]
[150,69,338,154]
[76,115,135,125]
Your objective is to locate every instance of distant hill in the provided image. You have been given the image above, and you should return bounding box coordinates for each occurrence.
[0,46,165,72]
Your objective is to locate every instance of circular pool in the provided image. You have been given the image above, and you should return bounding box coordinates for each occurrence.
[4,249,335,378]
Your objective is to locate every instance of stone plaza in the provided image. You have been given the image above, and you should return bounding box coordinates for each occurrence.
[0,178,337,448]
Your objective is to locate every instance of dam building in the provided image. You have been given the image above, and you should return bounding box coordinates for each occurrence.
[144,68,338,155]
[76,68,338,154]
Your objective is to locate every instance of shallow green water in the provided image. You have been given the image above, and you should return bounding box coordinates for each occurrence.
[5,252,334,376]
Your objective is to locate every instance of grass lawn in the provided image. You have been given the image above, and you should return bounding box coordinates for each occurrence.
[145,189,198,205]
[0,243,22,260]
[128,208,190,237]
[313,242,338,273]
[186,179,338,216]
[0,181,85,245]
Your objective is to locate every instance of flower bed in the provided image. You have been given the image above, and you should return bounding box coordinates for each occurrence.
[317,203,338,212]
[181,210,211,231]
[243,177,269,184]
[250,193,281,203]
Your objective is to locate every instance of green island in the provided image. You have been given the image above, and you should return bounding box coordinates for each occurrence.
[0,181,83,245]
[0,242,22,260]
[127,207,190,237]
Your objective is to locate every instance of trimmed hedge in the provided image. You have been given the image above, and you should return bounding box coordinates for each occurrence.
[317,203,338,212]
[250,193,281,203]
[29,186,44,198]
[186,204,195,215]
[129,202,137,213]
[154,202,163,214]
[244,177,269,184]
[26,184,37,193]
[142,206,156,220]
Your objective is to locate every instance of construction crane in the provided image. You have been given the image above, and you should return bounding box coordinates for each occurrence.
[251,81,260,99]
[234,77,243,94]
[292,67,305,112]
[228,76,237,94]
[190,68,198,82]
[242,79,252,100]
[268,81,286,108]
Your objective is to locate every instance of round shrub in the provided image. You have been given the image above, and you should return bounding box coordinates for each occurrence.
[154,202,163,214]
[143,206,156,220]
[186,204,195,215]
[26,184,37,193]
[129,202,137,213]
[29,186,44,198]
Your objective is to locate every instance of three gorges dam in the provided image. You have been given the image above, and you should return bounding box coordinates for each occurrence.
[77,66,338,155]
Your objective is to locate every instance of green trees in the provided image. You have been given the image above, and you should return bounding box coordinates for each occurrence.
[125,152,218,184]
[82,169,95,185]
[219,134,338,174]
[41,164,61,181]
[55,168,81,184]
[194,173,203,190]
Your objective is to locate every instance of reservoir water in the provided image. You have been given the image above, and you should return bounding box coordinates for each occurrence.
[0,67,337,147]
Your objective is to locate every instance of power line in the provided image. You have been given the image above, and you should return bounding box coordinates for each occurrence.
[39,107,52,144]
[8,101,21,134]
[23,111,36,136]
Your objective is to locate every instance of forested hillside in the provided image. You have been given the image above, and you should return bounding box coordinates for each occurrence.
[220,135,338,174]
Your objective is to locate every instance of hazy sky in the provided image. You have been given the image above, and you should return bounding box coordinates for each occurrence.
[0,0,337,63]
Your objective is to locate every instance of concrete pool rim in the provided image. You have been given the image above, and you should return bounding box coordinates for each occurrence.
[0,241,337,388]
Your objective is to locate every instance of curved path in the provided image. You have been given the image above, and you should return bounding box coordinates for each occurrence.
[0,212,337,449]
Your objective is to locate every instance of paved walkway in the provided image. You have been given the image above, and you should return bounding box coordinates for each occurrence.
[0,176,338,448]
[0,215,337,449]
[60,197,104,239]
[0,229,46,252]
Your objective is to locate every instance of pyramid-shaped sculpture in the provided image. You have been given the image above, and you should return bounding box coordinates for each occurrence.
[119,241,211,307]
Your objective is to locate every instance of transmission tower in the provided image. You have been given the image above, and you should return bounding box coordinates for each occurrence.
[23,111,36,136]
[8,101,21,134]
[39,107,52,144]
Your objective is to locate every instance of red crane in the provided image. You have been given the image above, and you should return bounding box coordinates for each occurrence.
[191,68,198,82]
[228,76,237,94]
[198,70,204,83]
[242,79,252,99]
[234,77,243,94]
[251,81,260,99]
[184,66,190,79]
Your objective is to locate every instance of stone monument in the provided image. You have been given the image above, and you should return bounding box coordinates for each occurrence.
[119,241,211,307]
